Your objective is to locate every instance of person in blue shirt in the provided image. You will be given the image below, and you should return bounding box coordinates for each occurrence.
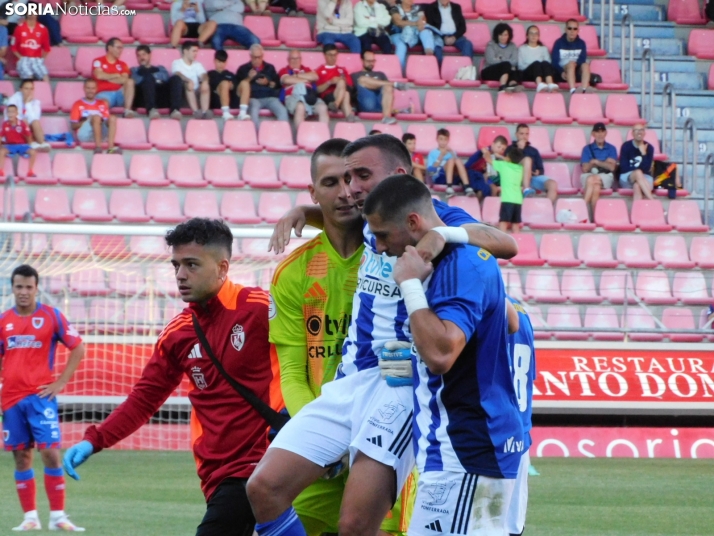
[619,123,655,201]
[580,122,618,217]
[426,128,470,198]
[551,19,593,94]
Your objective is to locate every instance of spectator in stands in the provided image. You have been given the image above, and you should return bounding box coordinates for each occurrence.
[244,0,269,16]
[208,49,239,121]
[426,127,469,198]
[70,79,120,154]
[316,0,361,54]
[235,44,287,123]
[514,123,556,201]
[580,122,617,217]
[315,44,357,122]
[11,8,50,83]
[170,41,211,119]
[619,123,655,201]
[484,144,526,233]
[390,0,433,70]
[250,0,297,16]
[352,50,408,125]
[551,19,593,94]
[707,305,714,330]
[170,0,217,48]
[131,46,174,120]
[354,0,393,55]
[424,0,473,66]
[0,104,36,177]
[204,0,260,52]
[481,23,521,93]
[464,135,509,200]
[92,38,136,118]
[278,49,329,129]
[0,19,7,80]
[519,25,558,93]
[4,79,49,150]
[402,132,425,182]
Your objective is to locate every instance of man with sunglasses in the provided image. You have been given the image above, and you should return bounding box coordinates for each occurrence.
[551,19,593,94]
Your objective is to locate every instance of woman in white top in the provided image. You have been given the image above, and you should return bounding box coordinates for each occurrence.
[518,25,559,93]
[170,0,217,48]
[5,79,50,150]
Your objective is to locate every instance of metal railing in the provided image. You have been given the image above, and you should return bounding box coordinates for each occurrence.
[640,48,655,122]
[600,0,616,54]
[2,176,16,223]
[682,118,698,194]
[661,83,676,159]
[620,14,635,87]
[704,152,713,229]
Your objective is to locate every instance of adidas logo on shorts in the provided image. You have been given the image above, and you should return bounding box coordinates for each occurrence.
[425,520,443,532]
[367,435,382,447]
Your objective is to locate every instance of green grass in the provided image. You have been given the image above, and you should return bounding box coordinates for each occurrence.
[1,454,713,535]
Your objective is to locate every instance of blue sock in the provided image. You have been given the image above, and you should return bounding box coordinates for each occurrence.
[254,507,307,536]
[44,467,63,477]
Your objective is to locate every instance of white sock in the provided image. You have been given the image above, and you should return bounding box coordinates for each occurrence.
[50,510,65,520]
[24,510,39,520]
[221,106,230,113]
[239,104,248,113]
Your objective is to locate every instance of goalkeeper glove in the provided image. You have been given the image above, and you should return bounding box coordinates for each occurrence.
[379,341,413,387]
[321,452,350,480]
[63,440,94,481]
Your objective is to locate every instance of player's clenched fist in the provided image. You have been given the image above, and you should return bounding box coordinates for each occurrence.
[63,441,94,481]
[393,245,433,285]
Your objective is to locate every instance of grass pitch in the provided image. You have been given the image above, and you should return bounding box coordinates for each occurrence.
[0,453,713,535]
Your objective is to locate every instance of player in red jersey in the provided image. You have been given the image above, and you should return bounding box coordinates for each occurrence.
[0,264,86,531]
[63,218,283,536]
[0,104,37,178]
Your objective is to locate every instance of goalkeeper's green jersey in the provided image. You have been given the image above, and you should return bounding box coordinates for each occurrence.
[269,232,363,416]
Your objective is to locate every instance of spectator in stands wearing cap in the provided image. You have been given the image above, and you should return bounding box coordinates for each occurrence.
[354,0,393,55]
[519,25,559,93]
[424,0,473,66]
[514,123,556,202]
[131,46,176,120]
[402,132,425,182]
[208,49,239,121]
[70,79,120,155]
[551,19,593,94]
[315,44,357,122]
[619,123,655,201]
[170,0,217,48]
[316,0,361,53]
[390,0,434,70]
[170,41,212,119]
[482,23,522,93]
[4,79,50,150]
[580,122,617,217]
[278,50,329,129]
[92,38,136,118]
[11,7,50,83]
[352,50,408,125]
[204,0,260,52]
[0,104,37,177]
[235,44,287,123]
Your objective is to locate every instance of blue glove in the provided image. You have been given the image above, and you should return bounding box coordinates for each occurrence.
[379,341,413,387]
[63,440,94,481]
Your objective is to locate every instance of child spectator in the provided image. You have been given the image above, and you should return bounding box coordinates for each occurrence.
[483,144,525,233]
[207,49,239,120]
[426,128,469,197]
[5,79,50,150]
[0,104,37,177]
[402,132,425,182]
[464,135,508,200]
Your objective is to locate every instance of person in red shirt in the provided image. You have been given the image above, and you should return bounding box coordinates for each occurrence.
[91,37,136,117]
[63,218,284,536]
[0,104,37,178]
[0,264,86,531]
[314,44,356,122]
[11,10,50,82]
[70,79,120,154]
[278,49,329,130]
[402,132,426,182]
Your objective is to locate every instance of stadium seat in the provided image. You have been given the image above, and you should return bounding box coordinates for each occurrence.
[522,198,559,230]
[91,235,130,259]
[18,153,53,185]
[562,269,602,303]
[496,92,535,123]
[511,233,546,267]
[477,126,511,148]
[546,0,585,21]
[406,56,445,86]
[54,82,86,113]
[40,117,75,149]
[604,94,643,126]
[460,92,500,122]
[110,190,150,222]
[372,122,404,138]
[579,25,606,56]
[92,154,131,186]
[688,30,714,59]
[205,155,244,188]
[149,120,189,151]
[424,91,464,122]
[584,306,622,340]
[536,24,562,51]
[333,122,367,141]
[221,192,261,224]
[631,200,672,232]
[543,163,576,196]
[475,0,513,19]
[465,23,492,54]
[624,309,664,342]
[279,156,312,189]
[594,199,636,231]
[501,268,524,302]
[525,269,566,302]
[636,271,677,305]
[35,188,75,222]
[406,124,437,154]
[185,120,225,151]
[146,190,183,223]
[96,15,133,42]
[554,198,595,229]
[540,234,581,267]
[244,16,281,47]
[259,121,298,152]
[34,82,58,113]
[616,235,658,268]
[548,306,589,341]
[115,118,152,150]
[74,47,101,78]
[259,192,292,224]
[0,187,29,220]
[184,191,220,219]
[590,59,628,90]
[60,14,98,43]
[242,156,281,188]
[569,93,608,125]
[510,0,550,20]
[527,305,552,339]
[667,200,709,232]
[223,121,262,152]
[129,154,169,187]
[528,127,556,159]
[45,47,79,78]
[297,122,330,151]
[446,125,477,156]
[51,234,91,257]
[125,300,163,334]
[599,270,634,304]
[672,272,711,305]
[577,234,617,268]
[130,236,166,258]
[374,54,407,83]
[132,13,170,45]
[690,236,714,269]
[447,197,482,220]
[70,270,110,296]
[72,190,112,222]
[662,308,703,343]
[152,265,181,296]
[654,236,695,269]
[532,93,571,124]
[13,233,46,257]
[668,0,707,24]
[168,155,207,188]
[277,17,316,47]
[394,89,428,121]
[441,56,481,88]
[52,152,92,186]
[451,0,479,19]
[480,196,500,226]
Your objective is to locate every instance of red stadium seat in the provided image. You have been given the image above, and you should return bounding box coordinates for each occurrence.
[446,126,477,156]
[511,0,550,20]
[562,269,602,303]
[70,270,109,296]
[32,82,57,113]
[35,188,75,221]
[146,190,183,223]
[168,155,207,188]
[452,0,479,19]
[279,156,312,189]
[89,299,125,332]
[636,271,677,305]
[554,198,595,229]
[73,190,112,222]
[130,236,166,258]
[590,59,628,90]
[447,197,482,220]
[624,309,664,342]
[522,198,559,230]
[406,56,445,86]
[222,121,262,152]
[74,47,100,78]
[394,89,428,121]
[673,272,711,305]
[259,121,298,152]
[542,163,575,196]
[528,127,556,159]
[548,306,589,341]
[115,118,152,150]
[511,233,546,266]
[594,199,636,231]
[616,235,657,268]
[185,119,225,151]
[441,56,481,88]
[372,122,404,138]
[654,236,695,269]
[54,82,85,113]
[41,116,75,150]
[604,94,643,126]
[333,122,367,141]
[45,47,79,78]
[52,152,91,186]
[132,13,170,45]
[244,16,281,47]
[406,124,437,154]
[129,154,168,187]
[577,234,617,268]
[690,237,714,269]
[545,0,586,21]
[553,127,586,159]
[584,307,622,340]
[148,119,188,151]
[110,190,149,222]
[148,48,180,72]
[668,0,707,24]
[96,15,133,42]
[540,234,581,266]
[668,200,709,232]
[184,191,220,219]
[92,236,130,259]
[496,92,535,123]
[298,0,317,14]
[533,92,572,124]
[242,156,281,188]
[662,308,703,343]
[465,23,492,54]
[525,269,566,302]
[374,54,407,83]
[205,155,244,188]
[481,196,500,225]
[17,153,53,184]
[461,92,500,122]
[478,126,511,148]
[599,270,634,304]
[60,14,98,43]
[688,30,714,59]
[630,200,672,232]
[536,24,562,52]
[569,93,607,125]
[51,234,91,257]
[580,25,606,56]
[424,91,464,122]
[91,154,131,186]
[277,17,316,47]
[259,192,292,223]
[297,122,330,151]
[475,0,513,19]
[221,192,262,224]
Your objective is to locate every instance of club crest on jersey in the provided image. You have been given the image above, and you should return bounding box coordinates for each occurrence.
[191,366,208,390]
[6,323,13,331]
[231,324,245,351]
[32,317,44,329]
[424,480,456,507]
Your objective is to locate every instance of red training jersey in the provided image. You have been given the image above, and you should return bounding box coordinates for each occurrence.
[11,22,50,58]
[315,64,351,98]
[278,65,313,98]
[69,99,110,124]
[0,304,83,411]
[92,55,130,93]
[1,119,31,145]
[412,153,425,167]
[83,281,283,501]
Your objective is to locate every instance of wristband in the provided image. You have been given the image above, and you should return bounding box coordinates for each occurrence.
[400,278,428,316]
[431,226,469,244]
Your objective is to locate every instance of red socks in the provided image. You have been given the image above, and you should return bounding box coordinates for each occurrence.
[15,469,36,513]
[44,468,66,512]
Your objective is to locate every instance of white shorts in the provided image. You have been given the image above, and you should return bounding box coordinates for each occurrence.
[269,366,415,493]
[409,471,515,536]
[505,450,530,535]
[17,57,48,80]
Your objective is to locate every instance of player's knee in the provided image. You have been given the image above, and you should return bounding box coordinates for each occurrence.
[338,511,370,536]
[246,467,282,509]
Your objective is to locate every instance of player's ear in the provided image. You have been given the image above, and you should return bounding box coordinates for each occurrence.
[308,183,318,205]
[217,257,230,282]
[406,212,421,232]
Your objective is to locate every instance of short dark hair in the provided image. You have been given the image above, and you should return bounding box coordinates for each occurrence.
[493,135,509,146]
[165,218,233,257]
[20,79,34,88]
[368,129,382,136]
[343,134,412,174]
[182,41,199,52]
[566,18,579,27]
[492,23,513,44]
[311,138,350,182]
[360,49,374,59]
[437,128,450,138]
[84,78,97,87]
[214,50,228,62]
[6,104,17,111]
[515,124,529,133]
[322,43,337,54]
[106,37,122,50]
[11,264,39,285]
[505,145,524,164]
[136,44,151,55]
[401,133,415,143]
[363,174,432,223]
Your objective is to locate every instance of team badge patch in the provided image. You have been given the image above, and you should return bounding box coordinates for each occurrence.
[191,366,208,390]
[424,480,456,506]
[231,324,245,351]
[44,407,56,420]
[372,401,406,425]
[32,317,44,329]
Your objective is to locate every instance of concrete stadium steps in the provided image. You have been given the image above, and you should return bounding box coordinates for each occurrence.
[590,4,664,21]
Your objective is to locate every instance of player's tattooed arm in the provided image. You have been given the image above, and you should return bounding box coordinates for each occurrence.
[38,342,86,400]
[416,223,518,263]
[268,205,325,254]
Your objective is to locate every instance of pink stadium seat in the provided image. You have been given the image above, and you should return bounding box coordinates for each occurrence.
[115,118,152,150]
[51,234,91,257]
[632,199,673,232]
[577,234,617,268]
[496,92,535,123]
[465,23,492,54]
[259,121,298,152]
[624,309,664,342]
[447,197,482,220]
[500,268,523,302]
[132,13,170,45]
[510,0,550,20]
[394,89,428,121]
[72,190,112,222]
[599,270,634,304]
[590,59,628,90]
[108,267,145,296]
[616,235,657,268]
[52,153,91,186]
[70,270,109,296]
[441,56,481,88]
[554,197,595,229]
[110,190,149,222]
[129,154,168,187]
[475,0,513,19]
[184,191,220,219]
[223,120,262,152]
[279,156,312,189]
[333,122,367,141]
[662,308,703,343]
[533,93,572,124]
[522,198,560,230]
[168,155,206,188]
[40,116,74,149]
[96,15,133,42]
[477,126,511,148]
[580,25,606,56]
[540,234,581,267]
[451,0,479,19]
[31,81,57,113]
[185,119,225,151]
[673,272,711,305]
[654,236,695,269]
[259,192,292,223]
[244,16,281,47]
[424,91,464,122]
[528,127,556,159]
[277,17,316,47]
[220,192,261,224]
[89,299,125,332]
[605,94,644,127]
[35,188,75,222]
[668,0,707,24]
[636,271,677,305]
[91,235,130,259]
[54,82,85,113]
[242,156,281,188]
[668,200,709,232]
[406,56,445,86]
[125,300,163,334]
[147,48,181,72]
[148,120,188,151]
[594,199,636,231]
[688,30,714,59]
[372,122,404,138]
[546,0,586,21]
[374,54,407,83]
[544,163,577,196]
[527,306,552,339]
[480,196,500,225]
[146,190,183,223]
[205,155,244,188]
[60,15,98,43]
[446,126,477,156]
[406,124,437,154]
[525,269,566,302]
[297,122,330,151]
[0,187,29,220]
[548,306,589,341]
[45,47,79,78]
[569,93,607,125]
[553,127,586,159]
[298,0,317,15]
[511,233,546,267]
[584,307,622,340]
[91,154,131,186]
[562,269,602,303]
[74,47,99,78]
[536,24,562,51]
[690,237,714,269]
[130,236,167,258]
[18,153,53,185]
[461,92,500,122]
